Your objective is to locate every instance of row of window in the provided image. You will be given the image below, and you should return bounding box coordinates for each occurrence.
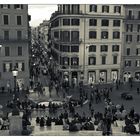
[125,60,140,67]
[89,19,120,27]
[54,44,79,52]
[2,46,23,56]
[126,24,140,32]
[60,57,79,65]
[89,45,119,52]
[2,15,22,25]
[3,62,25,72]
[59,5,80,14]
[2,30,24,40]
[63,19,80,26]
[0,4,24,9]
[89,31,120,39]
[54,31,79,42]
[89,5,121,13]
[60,56,118,66]
[54,44,120,53]
[126,48,140,56]
[62,19,121,27]
[54,30,121,41]
[59,5,121,14]
[126,35,140,42]
[127,10,140,20]
[52,18,121,28]
[88,56,118,65]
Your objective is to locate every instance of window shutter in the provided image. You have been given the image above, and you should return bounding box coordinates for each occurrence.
[77,58,79,65]
[68,58,69,65]
[95,5,97,12]
[10,63,12,71]
[88,58,90,65]
[8,5,10,8]
[3,63,6,72]
[16,63,18,69]
[71,58,73,65]
[90,5,92,12]
[1,5,3,8]
[22,63,25,71]
[21,5,23,9]
[136,49,138,55]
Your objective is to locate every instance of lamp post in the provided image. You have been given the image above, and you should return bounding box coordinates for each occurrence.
[12,66,18,100]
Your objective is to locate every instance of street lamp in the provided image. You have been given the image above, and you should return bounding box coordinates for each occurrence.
[12,66,18,100]
[12,66,19,116]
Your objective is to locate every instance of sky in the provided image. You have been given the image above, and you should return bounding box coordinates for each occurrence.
[28,5,57,27]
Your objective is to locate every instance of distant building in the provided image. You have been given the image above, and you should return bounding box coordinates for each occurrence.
[0,4,31,89]
[50,4,125,85]
[123,5,140,82]
[38,20,49,49]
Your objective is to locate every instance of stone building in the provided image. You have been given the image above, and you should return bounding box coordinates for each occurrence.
[50,4,125,85]
[38,20,49,50]
[123,5,140,82]
[0,4,31,89]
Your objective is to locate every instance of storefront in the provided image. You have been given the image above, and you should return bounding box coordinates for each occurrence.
[71,71,78,86]
[88,71,96,84]
[99,70,107,83]
[135,72,140,81]
[111,70,118,83]
[123,72,131,82]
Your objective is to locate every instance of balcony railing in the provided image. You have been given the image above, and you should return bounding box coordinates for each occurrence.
[60,65,81,70]
[70,65,81,69]
[51,11,83,20]
[52,38,82,44]
[126,15,135,20]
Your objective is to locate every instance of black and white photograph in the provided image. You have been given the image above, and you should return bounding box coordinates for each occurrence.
[0,0,140,137]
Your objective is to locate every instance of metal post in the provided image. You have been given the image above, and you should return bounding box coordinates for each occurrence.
[14,76,17,99]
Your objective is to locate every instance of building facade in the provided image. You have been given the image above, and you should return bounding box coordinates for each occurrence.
[38,20,49,49]
[50,4,125,85]
[0,4,31,89]
[123,5,140,82]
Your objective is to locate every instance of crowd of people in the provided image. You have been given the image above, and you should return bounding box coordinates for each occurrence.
[1,41,140,136]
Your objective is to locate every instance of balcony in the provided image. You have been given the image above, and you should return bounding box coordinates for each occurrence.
[126,15,135,20]
[51,11,83,20]
[60,65,81,70]
[52,38,82,44]
[70,65,81,69]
